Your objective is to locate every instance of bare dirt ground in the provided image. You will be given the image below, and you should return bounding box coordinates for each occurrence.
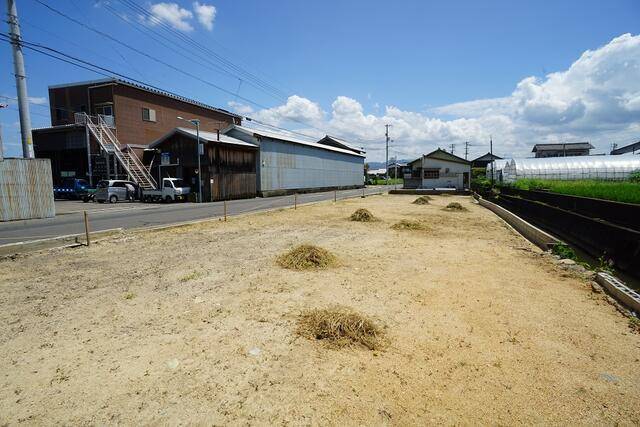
[1,194,639,425]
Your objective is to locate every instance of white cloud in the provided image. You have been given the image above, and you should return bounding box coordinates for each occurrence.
[193,2,216,31]
[241,95,325,127]
[28,96,47,105]
[229,34,640,161]
[145,2,194,32]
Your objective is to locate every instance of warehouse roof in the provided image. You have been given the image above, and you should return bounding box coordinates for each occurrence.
[532,142,594,152]
[224,124,366,157]
[149,127,258,149]
[611,141,640,155]
[49,78,241,120]
[317,135,366,154]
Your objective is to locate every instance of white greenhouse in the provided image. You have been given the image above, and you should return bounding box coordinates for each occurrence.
[485,159,510,181]
[501,156,640,183]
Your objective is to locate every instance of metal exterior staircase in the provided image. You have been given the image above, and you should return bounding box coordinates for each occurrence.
[76,113,157,190]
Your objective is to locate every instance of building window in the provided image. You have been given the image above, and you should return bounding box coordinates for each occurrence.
[96,105,113,116]
[423,168,440,179]
[142,107,156,122]
[55,108,68,121]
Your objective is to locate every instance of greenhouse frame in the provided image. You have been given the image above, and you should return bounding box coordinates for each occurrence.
[485,159,510,181]
[501,156,640,183]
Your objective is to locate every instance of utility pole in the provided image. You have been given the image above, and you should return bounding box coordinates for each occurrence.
[177,116,202,202]
[385,124,391,185]
[7,0,34,158]
[449,143,455,155]
[0,122,4,161]
[490,135,494,186]
[0,104,7,161]
[464,141,470,160]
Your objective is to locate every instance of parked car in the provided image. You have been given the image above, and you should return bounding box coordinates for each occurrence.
[94,180,140,204]
[54,178,92,200]
[142,178,190,202]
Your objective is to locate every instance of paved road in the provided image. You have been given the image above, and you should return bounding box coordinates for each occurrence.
[0,186,392,245]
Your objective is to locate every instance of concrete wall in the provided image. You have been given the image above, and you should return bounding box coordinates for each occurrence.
[421,158,470,189]
[0,158,55,221]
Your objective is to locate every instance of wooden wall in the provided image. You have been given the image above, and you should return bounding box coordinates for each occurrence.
[205,143,256,201]
[150,133,257,201]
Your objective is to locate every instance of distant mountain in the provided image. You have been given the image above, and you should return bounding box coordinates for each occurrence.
[366,159,412,169]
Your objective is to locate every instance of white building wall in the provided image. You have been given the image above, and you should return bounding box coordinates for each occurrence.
[421,158,470,189]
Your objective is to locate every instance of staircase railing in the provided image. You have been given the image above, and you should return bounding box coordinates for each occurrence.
[76,113,157,189]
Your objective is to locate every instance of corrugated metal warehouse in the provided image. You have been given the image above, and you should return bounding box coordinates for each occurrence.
[0,158,55,221]
[224,125,365,197]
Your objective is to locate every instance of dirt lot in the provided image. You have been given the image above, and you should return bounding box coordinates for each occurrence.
[1,194,639,425]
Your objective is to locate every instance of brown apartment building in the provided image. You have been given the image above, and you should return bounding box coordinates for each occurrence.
[33,78,241,185]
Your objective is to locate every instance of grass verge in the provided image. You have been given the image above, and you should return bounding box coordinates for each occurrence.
[511,179,640,204]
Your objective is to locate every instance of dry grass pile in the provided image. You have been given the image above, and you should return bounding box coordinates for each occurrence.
[350,208,377,222]
[297,307,385,350]
[412,196,432,205]
[276,244,338,270]
[444,202,468,212]
[391,219,430,231]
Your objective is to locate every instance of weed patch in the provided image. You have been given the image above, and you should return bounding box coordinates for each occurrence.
[552,243,577,260]
[297,307,385,350]
[277,244,338,270]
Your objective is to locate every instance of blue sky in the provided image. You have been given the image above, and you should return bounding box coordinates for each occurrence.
[1,0,639,160]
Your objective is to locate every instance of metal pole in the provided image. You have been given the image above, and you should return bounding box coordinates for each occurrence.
[85,124,92,186]
[490,135,494,186]
[394,160,398,190]
[83,210,91,246]
[0,123,4,161]
[334,190,337,203]
[294,193,297,209]
[196,120,202,203]
[223,199,227,221]
[385,124,390,185]
[7,0,34,158]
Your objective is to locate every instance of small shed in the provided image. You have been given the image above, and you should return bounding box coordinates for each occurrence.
[471,152,503,168]
[146,127,258,201]
[406,149,471,190]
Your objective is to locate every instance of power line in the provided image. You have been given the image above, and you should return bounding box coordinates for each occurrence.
[31,0,272,110]
[23,2,357,142]
[112,0,290,101]
[5,2,381,148]
[0,34,361,148]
